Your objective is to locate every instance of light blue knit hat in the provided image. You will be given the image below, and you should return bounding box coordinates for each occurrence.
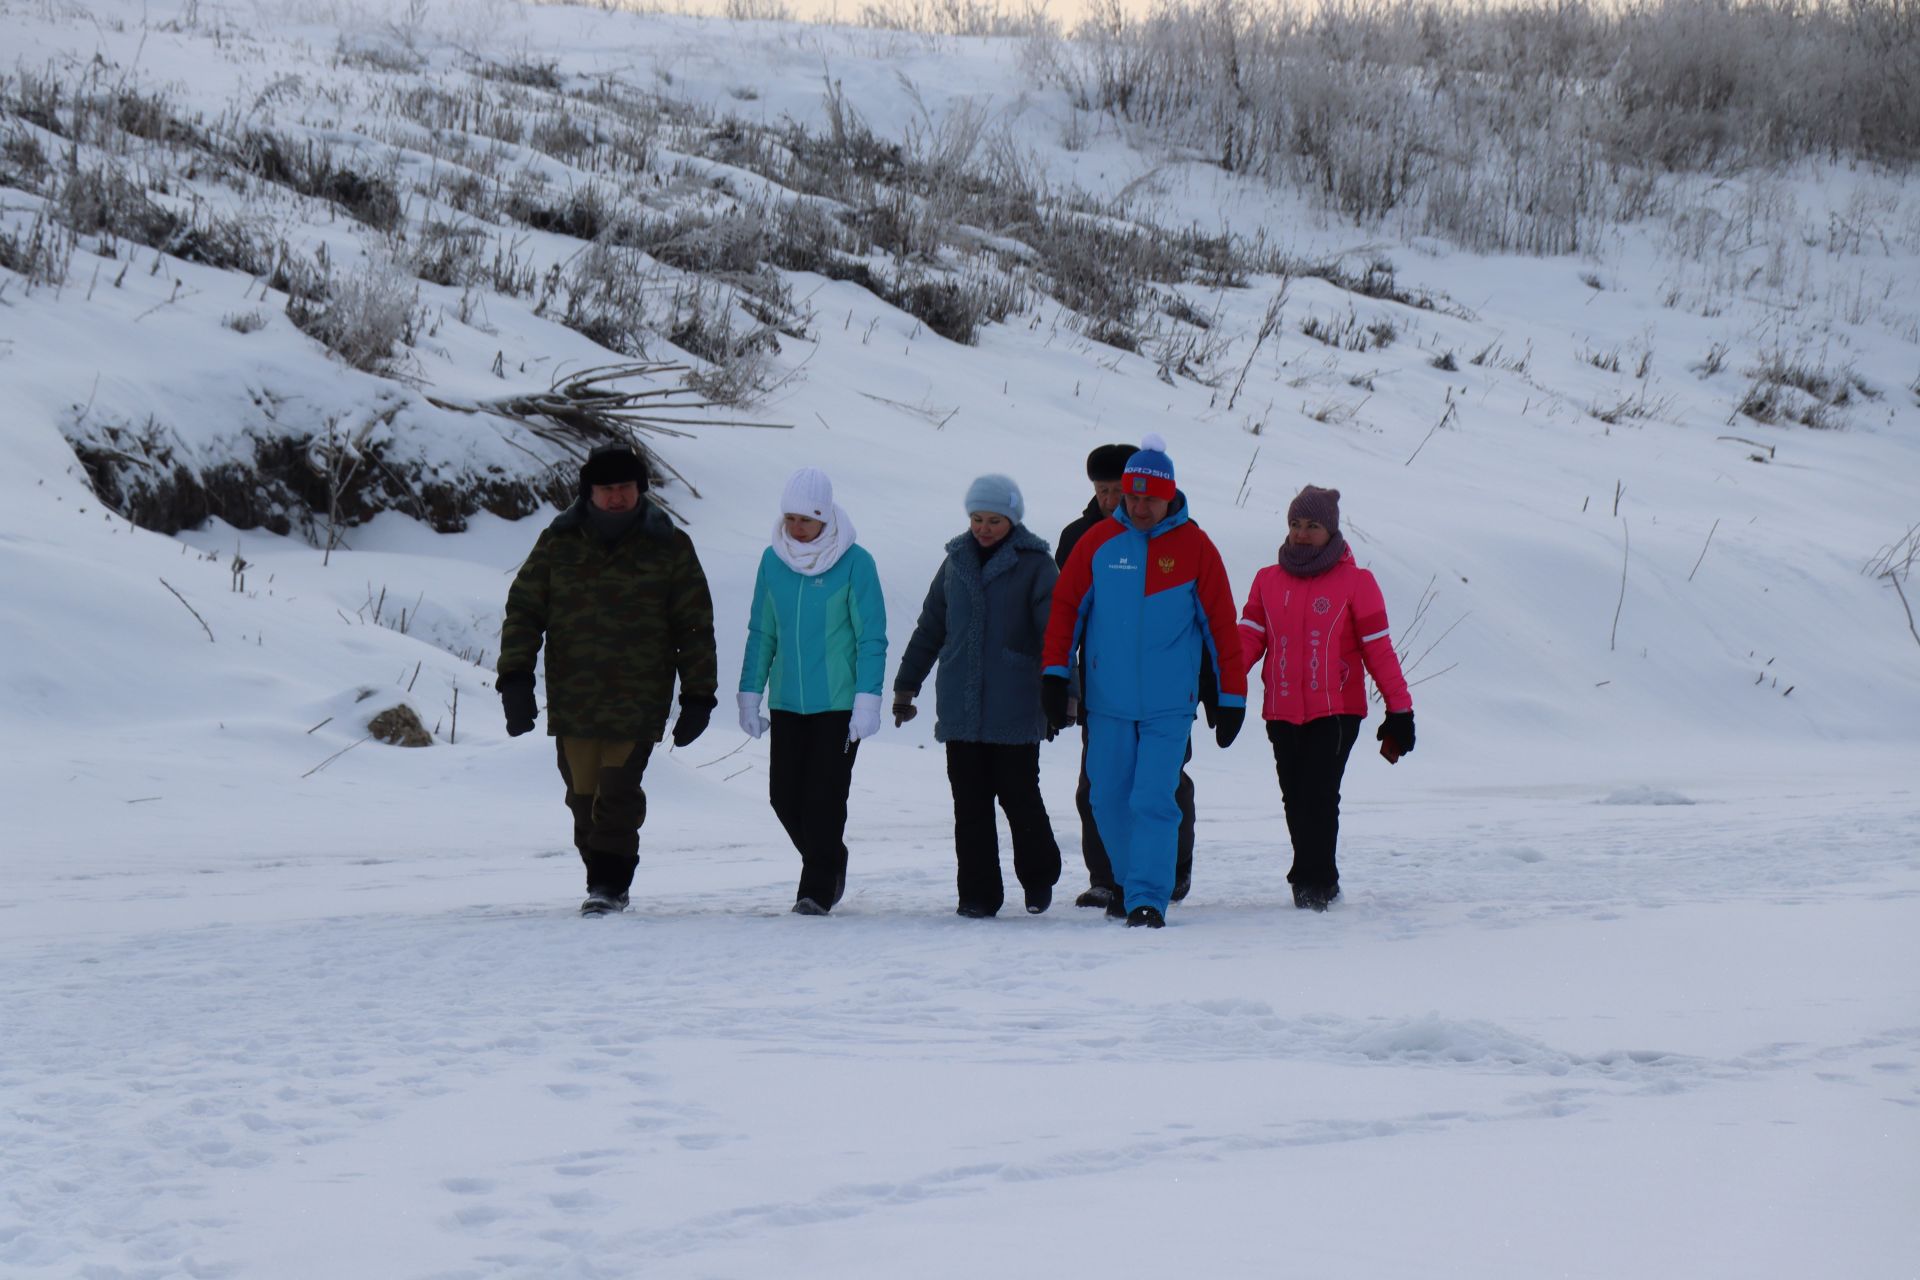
[964,473,1024,524]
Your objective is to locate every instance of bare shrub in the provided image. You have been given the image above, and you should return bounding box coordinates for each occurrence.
[528,109,597,162]
[556,240,657,356]
[854,0,1051,37]
[0,208,74,287]
[334,38,424,75]
[1302,307,1392,352]
[767,199,881,287]
[504,182,613,240]
[884,275,993,345]
[52,162,180,247]
[1736,359,1846,430]
[170,211,278,277]
[1038,0,1920,255]
[223,309,270,334]
[724,0,793,18]
[233,131,402,231]
[2,124,50,187]
[477,59,563,91]
[621,205,773,277]
[413,222,489,287]
[289,254,424,374]
[1295,256,1440,311]
[1590,387,1670,425]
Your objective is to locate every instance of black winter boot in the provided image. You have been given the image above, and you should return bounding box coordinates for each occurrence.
[1292,885,1335,912]
[1074,885,1116,909]
[1126,906,1165,929]
[580,888,628,916]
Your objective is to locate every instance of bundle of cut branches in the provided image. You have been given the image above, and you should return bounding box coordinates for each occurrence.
[426,362,788,518]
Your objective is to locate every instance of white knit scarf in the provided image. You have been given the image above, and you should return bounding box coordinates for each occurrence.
[771,505,858,577]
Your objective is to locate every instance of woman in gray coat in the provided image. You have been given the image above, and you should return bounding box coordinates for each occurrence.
[893,475,1064,917]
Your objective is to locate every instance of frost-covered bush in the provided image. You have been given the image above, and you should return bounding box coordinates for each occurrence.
[288,254,423,374]
[1036,0,1920,254]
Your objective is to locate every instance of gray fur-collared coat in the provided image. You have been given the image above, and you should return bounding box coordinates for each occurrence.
[894,525,1058,744]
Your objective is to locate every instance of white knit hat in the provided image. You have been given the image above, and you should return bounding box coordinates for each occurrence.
[781,467,834,521]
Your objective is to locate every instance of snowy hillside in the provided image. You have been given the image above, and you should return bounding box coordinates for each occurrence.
[3,0,1918,1276]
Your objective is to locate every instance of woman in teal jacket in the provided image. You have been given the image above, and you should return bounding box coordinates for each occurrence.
[737,467,887,915]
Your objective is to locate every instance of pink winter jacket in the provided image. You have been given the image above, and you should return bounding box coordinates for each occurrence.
[1238,547,1412,724]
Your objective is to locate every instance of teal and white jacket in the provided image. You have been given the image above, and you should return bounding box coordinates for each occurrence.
[738,544,887,713]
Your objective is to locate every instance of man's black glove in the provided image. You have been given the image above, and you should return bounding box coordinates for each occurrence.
[1377,710,1415,759]
[1213,704,1245,750]
[1041,675,1071,735]
[671,697,715,748]
[892,695,918,728]
[499,671,537,737]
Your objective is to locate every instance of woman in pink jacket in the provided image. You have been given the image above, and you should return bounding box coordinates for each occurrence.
[1238,486,1415,910]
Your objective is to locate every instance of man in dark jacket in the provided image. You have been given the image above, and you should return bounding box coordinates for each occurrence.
[1057,444,1201,912]
[497,443,718,915]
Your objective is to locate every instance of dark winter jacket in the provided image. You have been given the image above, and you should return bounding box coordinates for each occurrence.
[895,526,1058,745]
[1056,496,1105,568]
[498,497,718,741]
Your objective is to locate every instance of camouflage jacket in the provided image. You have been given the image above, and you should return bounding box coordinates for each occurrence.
[499,500,718,741]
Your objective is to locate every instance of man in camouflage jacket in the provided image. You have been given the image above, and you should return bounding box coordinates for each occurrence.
[497,443,718,914]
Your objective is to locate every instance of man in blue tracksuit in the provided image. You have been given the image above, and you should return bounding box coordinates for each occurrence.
[1041,436,1247,928]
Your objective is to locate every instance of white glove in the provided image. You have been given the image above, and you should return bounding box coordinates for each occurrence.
[847,692,882,744]
[736,691,770,739]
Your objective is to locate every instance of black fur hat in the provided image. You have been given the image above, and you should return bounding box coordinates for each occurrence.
[579,444,649,493]
[1086,443,1136,483]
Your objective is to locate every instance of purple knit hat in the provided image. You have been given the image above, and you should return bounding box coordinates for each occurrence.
[1288,485,1341,535]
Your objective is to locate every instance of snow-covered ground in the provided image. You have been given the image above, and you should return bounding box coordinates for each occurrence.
[4,1,1919,1276]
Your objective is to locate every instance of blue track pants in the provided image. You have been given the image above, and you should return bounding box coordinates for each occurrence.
[1085,710,1192,914]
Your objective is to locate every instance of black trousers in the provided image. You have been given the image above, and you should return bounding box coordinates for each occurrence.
[1077,721,1194,891]
[555,736,655,896]
[1266,715,1362,893]
[946,741,1062,914]
[769,710,859,908]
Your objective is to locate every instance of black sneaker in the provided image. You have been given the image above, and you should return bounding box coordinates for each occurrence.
[1074,885,1116,910]
[1126,905,1165,929]
[1023,885,1051,915]
[792,897,830,916]
[580,889,628,916]
[1171,874,1191,903]
[956,902,997,919]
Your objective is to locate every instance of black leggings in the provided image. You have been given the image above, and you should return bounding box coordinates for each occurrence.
[1266,716,1362,892]
[769,710,859,907]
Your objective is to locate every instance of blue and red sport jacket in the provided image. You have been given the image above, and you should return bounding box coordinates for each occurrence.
[1042,493,1247,721]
